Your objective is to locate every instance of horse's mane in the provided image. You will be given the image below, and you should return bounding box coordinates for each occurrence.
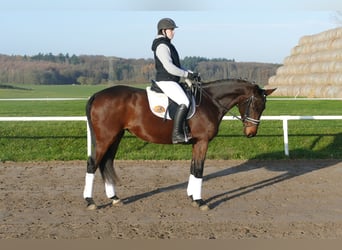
[201,78,255,88]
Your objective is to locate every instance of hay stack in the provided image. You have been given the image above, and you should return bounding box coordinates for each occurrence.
[266,27,342,98]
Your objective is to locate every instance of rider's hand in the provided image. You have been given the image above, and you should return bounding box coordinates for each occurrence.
[187,72,200,81]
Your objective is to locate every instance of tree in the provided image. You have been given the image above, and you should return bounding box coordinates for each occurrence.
[0,53,280,86]
[181,56,208,70]
[69,54,80,65]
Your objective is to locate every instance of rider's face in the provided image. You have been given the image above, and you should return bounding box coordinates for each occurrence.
[165,29,175,40]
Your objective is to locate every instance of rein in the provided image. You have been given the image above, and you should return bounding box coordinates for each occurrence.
[191,79,203,107]
[201,86,229,114]
[201,85,261,127]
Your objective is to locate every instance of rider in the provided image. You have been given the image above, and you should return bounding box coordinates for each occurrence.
[151,17,199,144]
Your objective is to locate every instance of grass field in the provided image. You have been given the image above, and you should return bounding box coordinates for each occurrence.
[0,84,341,161]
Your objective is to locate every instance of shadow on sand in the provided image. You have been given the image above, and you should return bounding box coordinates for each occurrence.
[120,133,341,209]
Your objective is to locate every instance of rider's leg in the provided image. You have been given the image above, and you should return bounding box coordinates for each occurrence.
[156,81,190,143]
[172,104,189,143]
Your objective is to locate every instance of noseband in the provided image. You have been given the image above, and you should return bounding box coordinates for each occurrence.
[240,95,261,127]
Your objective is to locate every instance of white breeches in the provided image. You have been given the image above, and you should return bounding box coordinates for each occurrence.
[156,81,190,107]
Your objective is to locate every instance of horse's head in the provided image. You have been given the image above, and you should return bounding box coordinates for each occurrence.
[237,85,276,138]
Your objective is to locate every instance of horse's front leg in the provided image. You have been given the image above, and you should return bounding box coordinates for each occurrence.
[187,141,210,211]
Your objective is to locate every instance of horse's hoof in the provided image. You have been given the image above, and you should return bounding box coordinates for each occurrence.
[87,203,97,210]
[85,198,97,210]
[110,195,122,206]
[199,203,210,211]
[191,198,210,211]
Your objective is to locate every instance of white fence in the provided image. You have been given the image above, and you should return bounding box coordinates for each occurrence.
[1,115,342,157]
[0,116,92,157]
[223,115,342,156]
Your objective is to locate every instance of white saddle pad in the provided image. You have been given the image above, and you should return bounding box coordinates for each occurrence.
[146,87,196,120]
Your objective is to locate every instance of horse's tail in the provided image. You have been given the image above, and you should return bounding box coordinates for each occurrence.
[100,143,121,186]
[86,93,120,185]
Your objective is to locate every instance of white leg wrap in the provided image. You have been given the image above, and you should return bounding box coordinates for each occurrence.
[187,174,203,200]
[105,181,115,198]
[83,173,95,198]
[187,174,195,196]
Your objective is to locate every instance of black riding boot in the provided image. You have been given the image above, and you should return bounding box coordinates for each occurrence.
[172,104,190,144]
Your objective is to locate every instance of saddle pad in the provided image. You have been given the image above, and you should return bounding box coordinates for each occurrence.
[146,87,196,120]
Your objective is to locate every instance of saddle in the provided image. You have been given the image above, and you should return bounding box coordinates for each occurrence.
[146,80,196,120]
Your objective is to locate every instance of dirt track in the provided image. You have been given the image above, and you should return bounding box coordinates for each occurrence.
[1,159,342,239]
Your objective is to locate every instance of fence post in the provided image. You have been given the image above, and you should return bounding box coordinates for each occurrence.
[282,117,289,156]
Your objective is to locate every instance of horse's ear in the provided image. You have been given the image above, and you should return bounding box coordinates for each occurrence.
[264,88,276,96]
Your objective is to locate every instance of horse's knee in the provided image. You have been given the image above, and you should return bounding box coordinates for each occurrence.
[87,156,97,173]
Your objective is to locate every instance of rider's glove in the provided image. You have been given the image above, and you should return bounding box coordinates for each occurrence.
[187,71,200,81]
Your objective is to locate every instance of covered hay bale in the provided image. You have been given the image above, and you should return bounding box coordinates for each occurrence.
[291,38,342,55]
[283,49,342,65]
[276,61,342,75]
[273,85,342,98]
[299,27,342,44]
[266,27,342,98]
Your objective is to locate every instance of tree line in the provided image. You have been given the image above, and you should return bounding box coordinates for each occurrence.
[0,53,280,86]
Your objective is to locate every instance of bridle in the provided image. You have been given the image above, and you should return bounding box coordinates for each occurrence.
[238,95,261,127]
[200,85,264,128]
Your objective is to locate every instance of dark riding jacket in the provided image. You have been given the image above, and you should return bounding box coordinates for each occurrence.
[151,36,182,82]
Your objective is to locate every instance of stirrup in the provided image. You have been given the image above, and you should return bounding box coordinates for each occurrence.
[172,136,187,144]
[172,133,191,144]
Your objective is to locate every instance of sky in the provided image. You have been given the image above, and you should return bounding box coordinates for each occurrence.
[1,0,342,64]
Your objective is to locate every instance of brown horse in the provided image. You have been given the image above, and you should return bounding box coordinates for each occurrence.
[83,79,276,210]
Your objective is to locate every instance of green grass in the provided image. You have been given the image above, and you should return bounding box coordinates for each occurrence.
[0,84,341,161]
[263,100,342,115]
[0,122,86,161]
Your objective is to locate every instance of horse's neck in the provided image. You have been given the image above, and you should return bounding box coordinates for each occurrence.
[204,83,246,112]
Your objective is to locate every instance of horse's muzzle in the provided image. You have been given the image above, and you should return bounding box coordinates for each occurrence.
[244,126,257,138]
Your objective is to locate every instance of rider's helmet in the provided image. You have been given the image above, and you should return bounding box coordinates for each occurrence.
[157,18,178,32]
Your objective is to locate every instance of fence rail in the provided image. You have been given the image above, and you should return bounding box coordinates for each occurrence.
[1,115,342,157]
[0,116,91,156]
[222,115,342,156]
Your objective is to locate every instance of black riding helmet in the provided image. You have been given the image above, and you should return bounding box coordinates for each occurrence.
[157,18,178,32]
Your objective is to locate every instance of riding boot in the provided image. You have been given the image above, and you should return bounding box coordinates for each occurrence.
[172,104,190,144]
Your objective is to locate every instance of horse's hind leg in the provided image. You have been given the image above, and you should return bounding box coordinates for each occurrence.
[82,156,97,209]
[99,130,124,206]
[83,130,124,210]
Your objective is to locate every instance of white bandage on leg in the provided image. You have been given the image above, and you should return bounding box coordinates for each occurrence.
[187,174,203,200]
[187,174,195,197]
[105,181,115,198]
[83,173,95,199]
